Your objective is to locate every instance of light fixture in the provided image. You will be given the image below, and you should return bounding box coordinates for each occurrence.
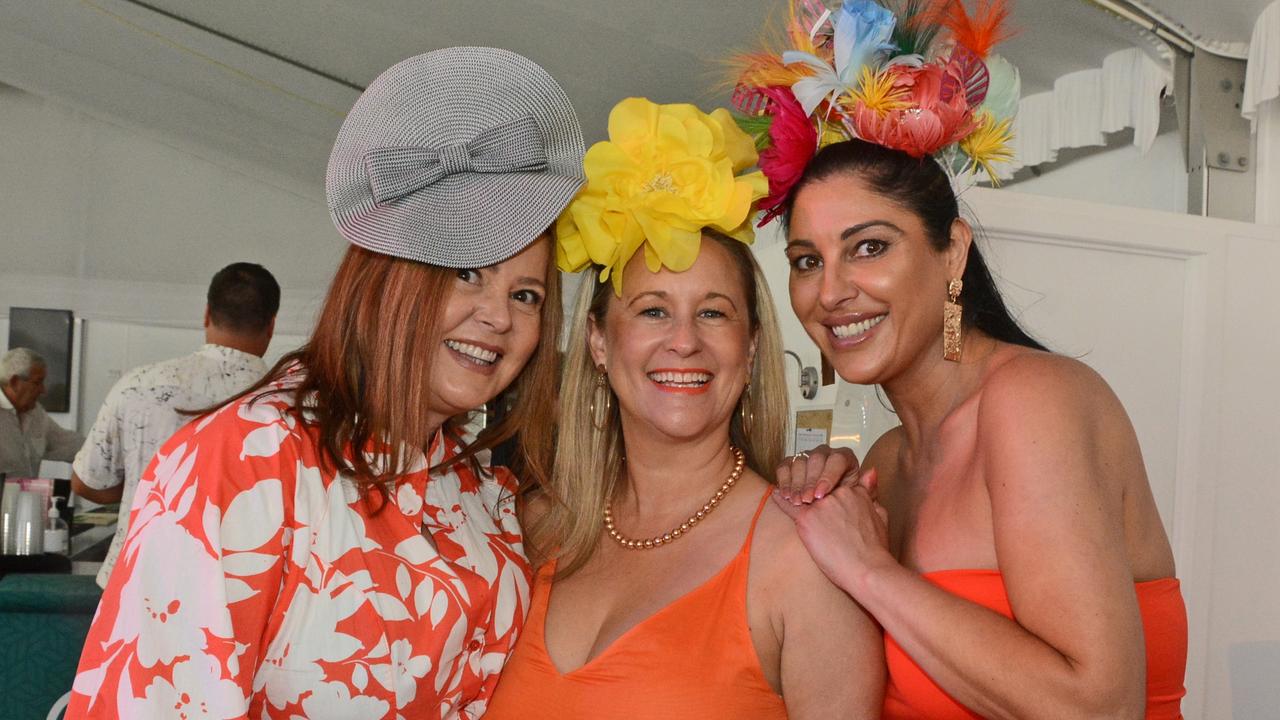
[783,350,819,400]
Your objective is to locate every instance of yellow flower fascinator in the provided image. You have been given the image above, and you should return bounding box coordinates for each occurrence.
[555,97,769,294]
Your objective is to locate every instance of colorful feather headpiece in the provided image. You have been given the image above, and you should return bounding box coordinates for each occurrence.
[730,0,1021,225]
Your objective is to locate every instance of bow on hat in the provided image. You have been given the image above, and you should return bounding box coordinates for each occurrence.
[363,114,549,203]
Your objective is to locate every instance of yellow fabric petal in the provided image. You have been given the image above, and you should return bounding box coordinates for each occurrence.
[554,214,589,272]
[725,217,758,245]
[608,98,657,147]
[710,108,759,172]
[660,226,705,273]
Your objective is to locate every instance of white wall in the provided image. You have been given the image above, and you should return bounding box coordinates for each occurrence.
[0,84,340,324]
[0,85,335,434]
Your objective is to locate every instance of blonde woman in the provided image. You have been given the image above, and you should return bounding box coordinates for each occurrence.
[486,98,883,719]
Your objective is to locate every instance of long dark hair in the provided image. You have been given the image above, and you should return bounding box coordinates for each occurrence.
[784,139,1045,351]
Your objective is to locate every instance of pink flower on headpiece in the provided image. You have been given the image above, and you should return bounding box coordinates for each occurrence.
[848,64,976,157]
[757,86,818,226]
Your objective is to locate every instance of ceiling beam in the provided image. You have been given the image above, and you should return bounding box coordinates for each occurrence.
[119,0,365,91]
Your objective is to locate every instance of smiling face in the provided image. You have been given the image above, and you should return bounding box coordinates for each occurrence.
[588,238,757,445]
[425,238,551,426]
[786,172,970,386]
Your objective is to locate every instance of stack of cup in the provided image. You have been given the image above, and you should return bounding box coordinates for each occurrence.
[12,490,45,555]
[0,480,16,554]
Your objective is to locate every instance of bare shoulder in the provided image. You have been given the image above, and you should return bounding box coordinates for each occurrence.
[751,482,886,715]
[976,348,1138,501]
[752,496,871,632]
[753,496,843,596]
[978,348,1126,432]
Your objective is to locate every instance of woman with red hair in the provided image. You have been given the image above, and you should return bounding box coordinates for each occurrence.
[69,47,584,719]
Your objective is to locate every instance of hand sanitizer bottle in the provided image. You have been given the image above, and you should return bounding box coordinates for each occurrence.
[44,497,69,555]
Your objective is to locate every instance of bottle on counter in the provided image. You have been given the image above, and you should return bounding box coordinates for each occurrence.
[43,497,69,555]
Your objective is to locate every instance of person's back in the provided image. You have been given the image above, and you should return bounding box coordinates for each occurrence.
[73,261,279,587]
[74,345,266,586]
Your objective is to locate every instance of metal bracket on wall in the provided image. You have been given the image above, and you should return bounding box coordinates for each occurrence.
[1179,52,1256,221]
[783,350,819,400]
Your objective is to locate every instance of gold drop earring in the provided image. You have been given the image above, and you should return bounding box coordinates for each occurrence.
[589,364,612,430]
[943,278,963,362]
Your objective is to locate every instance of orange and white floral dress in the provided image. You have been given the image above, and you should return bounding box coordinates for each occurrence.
[68,375,531,719]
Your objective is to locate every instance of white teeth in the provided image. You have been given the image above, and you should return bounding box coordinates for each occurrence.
[832,314,886,339]
[647,370,712,386]
[445,340,499,364]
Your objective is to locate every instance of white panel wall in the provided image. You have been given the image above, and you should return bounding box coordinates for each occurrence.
[0,84,328,433]
[753,188,1280,719]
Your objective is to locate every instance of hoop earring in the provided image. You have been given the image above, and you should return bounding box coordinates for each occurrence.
[738,382,754,437]
[589,366,612,430]
[943,278,963,362]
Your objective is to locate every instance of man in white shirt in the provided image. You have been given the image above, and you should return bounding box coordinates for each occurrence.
[72,262,280,588]
[0,347,83,477]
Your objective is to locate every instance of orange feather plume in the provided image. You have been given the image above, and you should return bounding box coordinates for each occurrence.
[785,0,826,56]
[928,0,1016,59]
[729,51,815,90]
[724,0,825,94]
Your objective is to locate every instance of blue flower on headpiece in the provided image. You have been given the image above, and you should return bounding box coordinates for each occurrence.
[784,0,899,116]
[835,0,898,76]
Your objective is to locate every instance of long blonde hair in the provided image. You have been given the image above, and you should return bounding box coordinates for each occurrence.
[524,230,789,574]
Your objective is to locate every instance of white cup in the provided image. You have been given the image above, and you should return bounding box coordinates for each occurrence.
[0,481,18,554]
[13,490,44,555]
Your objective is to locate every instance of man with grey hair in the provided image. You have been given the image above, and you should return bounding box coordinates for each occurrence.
[0,347,83,477]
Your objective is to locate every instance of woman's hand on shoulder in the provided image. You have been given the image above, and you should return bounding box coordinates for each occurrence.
[771,476,894,597]
[774,444,865,504]
[756,501,886,719]
[773,424,907,506]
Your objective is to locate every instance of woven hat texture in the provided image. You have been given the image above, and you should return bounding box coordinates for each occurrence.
[327,46,585,268]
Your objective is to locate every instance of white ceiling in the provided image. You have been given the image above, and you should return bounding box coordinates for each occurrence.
[9,0,1264,194]
[1131,0,1273,55]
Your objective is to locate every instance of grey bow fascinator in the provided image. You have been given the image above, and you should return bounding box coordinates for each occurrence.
[326,47,586,268]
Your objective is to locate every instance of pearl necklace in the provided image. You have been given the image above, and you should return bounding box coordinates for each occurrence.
[604,447,746,550]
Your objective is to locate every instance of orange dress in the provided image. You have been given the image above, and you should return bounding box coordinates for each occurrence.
[883,569,1187,719]
[484,490,787,719]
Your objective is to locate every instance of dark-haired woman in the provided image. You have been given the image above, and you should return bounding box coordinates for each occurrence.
[774,140,1188,720]
[69,47,582,719]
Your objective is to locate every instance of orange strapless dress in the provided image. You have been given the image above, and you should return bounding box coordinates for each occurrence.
[484,490,786,719]
[883,569,1187,719]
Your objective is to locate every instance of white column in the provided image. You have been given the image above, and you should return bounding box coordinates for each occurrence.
[1255,99,1280,224]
